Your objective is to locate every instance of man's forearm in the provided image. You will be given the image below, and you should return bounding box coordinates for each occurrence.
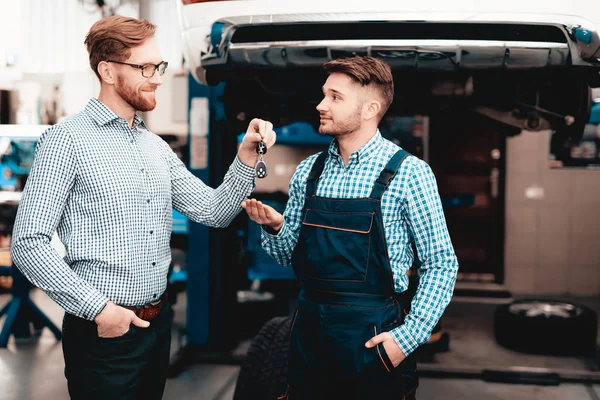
[173,156,255,227]
[208,156,256,227]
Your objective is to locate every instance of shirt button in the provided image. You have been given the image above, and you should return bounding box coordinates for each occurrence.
[153,294,157,298]
[150,230,154,234]
[152,262,156,266]
[147,199,150,203]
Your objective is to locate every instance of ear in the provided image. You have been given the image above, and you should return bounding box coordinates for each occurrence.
[363,98,382,122]
[97,61,115,85]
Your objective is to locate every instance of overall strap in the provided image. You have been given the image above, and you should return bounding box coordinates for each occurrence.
[306,151,329,197]
[369,149,411,200]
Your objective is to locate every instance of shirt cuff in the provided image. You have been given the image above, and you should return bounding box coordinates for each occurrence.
[390,323,421,357]
[262,221,289,239]
[78,290,109,321]
[233,155,257,183]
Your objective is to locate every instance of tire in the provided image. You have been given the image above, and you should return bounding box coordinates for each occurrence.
[494,299,598,356]
[233,316,292,400]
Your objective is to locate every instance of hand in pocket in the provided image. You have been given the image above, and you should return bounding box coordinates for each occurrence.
[365,331,406,368]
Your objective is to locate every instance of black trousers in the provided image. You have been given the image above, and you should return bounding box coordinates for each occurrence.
[61,302,173,400]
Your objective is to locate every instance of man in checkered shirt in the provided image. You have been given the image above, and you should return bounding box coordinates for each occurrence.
[10,16,275,399]
[243,56,459,399]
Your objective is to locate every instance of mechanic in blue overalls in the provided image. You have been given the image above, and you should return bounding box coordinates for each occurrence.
[242,56,459,399]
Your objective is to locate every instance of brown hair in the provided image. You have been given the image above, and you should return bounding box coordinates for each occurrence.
[323,56,394,119]
[85,16,156,80]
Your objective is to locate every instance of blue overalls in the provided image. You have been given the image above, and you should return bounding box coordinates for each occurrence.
[286,149,419,399]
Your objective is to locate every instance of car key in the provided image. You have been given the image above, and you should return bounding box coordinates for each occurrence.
[255,141,268,179]
[256,141,267,155]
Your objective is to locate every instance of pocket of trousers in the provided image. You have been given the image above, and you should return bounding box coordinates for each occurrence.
[373,325,395,373]
[96,325,136,340]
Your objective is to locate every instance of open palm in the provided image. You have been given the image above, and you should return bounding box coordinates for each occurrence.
[241,199,284,231]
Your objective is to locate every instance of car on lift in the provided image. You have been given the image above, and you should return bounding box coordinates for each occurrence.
[176,1,600,398]
[178,0,600,142]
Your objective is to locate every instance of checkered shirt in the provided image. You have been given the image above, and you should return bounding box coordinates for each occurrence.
[11,98,255,321]
[262,131,459,356]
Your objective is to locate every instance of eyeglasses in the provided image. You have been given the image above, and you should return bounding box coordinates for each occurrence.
[106,60,168,78]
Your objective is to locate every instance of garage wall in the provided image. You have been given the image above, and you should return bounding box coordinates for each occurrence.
[5,0,183,75]
[504,131,600,296]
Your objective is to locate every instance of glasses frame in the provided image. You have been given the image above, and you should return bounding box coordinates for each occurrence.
[106,60,169,78]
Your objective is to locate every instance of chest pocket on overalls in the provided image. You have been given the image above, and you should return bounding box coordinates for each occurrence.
[301,208,374,282]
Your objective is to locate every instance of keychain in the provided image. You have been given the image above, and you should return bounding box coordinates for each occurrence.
[255,141,268,179]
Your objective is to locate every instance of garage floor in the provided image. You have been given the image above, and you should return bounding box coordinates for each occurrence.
[1,289,599,400]
[422,296,600,372]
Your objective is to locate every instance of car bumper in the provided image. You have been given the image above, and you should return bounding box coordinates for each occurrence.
[201,13,600,75]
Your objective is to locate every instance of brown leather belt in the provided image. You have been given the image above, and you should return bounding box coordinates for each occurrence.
[121,295,167,321]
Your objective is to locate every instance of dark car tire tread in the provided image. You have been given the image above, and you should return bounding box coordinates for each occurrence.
[233,316,292,400]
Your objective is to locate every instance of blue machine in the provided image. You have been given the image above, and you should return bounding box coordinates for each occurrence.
[0,137,37,191]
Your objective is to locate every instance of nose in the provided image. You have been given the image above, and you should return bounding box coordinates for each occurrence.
[149,72,163,86]
[316,98,328,113]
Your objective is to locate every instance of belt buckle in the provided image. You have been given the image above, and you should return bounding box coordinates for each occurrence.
[150,299,162,307]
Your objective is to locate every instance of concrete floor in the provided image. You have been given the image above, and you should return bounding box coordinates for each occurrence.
[1,289,600,400]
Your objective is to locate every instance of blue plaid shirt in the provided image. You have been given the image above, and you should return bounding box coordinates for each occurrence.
[262,131,458,356]
[11,98,255,321]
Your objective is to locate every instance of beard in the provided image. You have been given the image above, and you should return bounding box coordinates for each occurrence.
[318,105,362,137]
[115,75,156,112]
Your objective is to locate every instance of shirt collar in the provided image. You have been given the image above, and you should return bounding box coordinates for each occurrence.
[328,130,383,164]
[85,98,147,130]
[132,114,147,130]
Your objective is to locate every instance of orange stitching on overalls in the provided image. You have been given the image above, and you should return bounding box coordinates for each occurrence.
[302,209,374,234]
[374,326,391,373]
[289,309,299,338]
[277,384,290,399]
[302,221,373,234]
